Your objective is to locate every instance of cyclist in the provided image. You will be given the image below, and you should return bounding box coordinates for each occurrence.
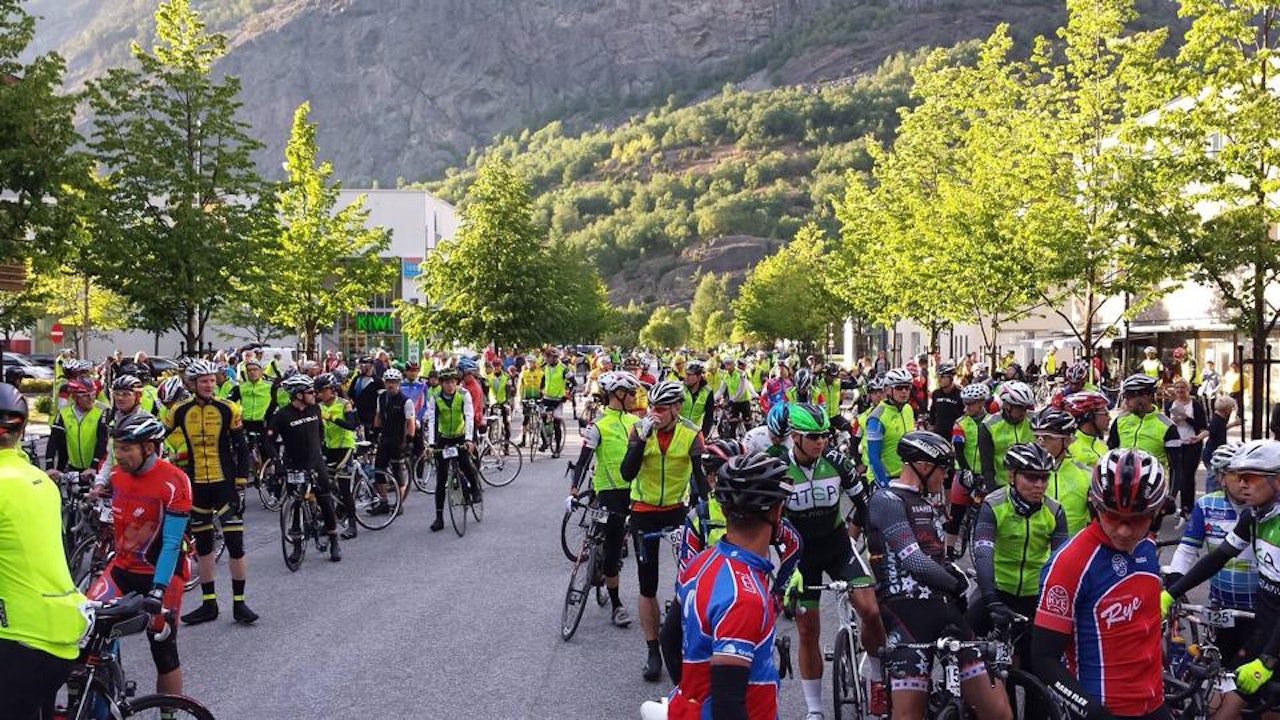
[349,356,383,430]
[1033,448,1168,720]
[791,367,818,405]
[267,374,341,563]
[1108,374,1178,478]
[1049,361,1095,409]
[743,402,792,458]
[1140,346,1163,379]
[781,403,884,720]
[620,380,707,682]
[156,377,191,464]
[681,360,715,438]
[540,350,571,458]
[864,367,916,487]
[1063,390,1111,467]
[659,453,794,720]
[851,377,885,472]
[44,376,107,485]
[865,431,1013,720]
[1033,407,1093,535]
[486,359,512,444]
[401,360,429,465]
[85,414,191,694]
[425,368,482,532]
[316,373,359,540]
[0,383,90,719]
[970,443,1067,663]
[371,368,414,515]
[457,356,487,439]
[567,371,640,628]
[978,380,1035,493]
[944,382,991,556]
[929,361,964,438]
[759,361,793,413]
[163,359,256,626]
[817,363,851,435]
[715,357,757,433]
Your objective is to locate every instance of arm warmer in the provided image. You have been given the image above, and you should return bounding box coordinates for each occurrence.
[1031,626,1117,720]
[92,414,109,470]
[978,423,997,493]
[708,663,751,720]
[151,510,189,589]
[872,490,961,593]
[620,436,646,482]
[865,415,888,487]
[972,501,999,600]
[689,432,708,503]
[570,445,595,493]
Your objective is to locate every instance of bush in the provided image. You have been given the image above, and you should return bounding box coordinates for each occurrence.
[33,394,53,416]
[21,378,54,395]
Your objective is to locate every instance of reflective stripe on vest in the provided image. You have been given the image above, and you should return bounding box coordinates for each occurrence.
[592,409,638,492]
[988,488,1061,597]
[59,404,102,470]
[632,420,696,507]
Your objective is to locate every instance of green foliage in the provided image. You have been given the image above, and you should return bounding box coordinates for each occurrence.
[689,272,731,345]
[32,269,132,353]
[702,309,733,348]
[733,224,847,344]
[85,0,274,349]
[0,0,85,269]
[263,102,395,356]
[31,390,53,412]
[638,307,691,350]
[603,300,649,348]
[0,275,47,339]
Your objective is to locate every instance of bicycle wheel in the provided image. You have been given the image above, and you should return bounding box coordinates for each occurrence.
[831,626,867,720]
[279,495,304,572]
[561,540,595,641]
[182,537,199,592]
[447,465,467,537]
[560,502,589,562]
[412,453,435,494]
[68,534,97,590]
[306,500,327,553]
[122,692,216,719]
[352,469,400,530]
[932,700,963,720]
[469,475,484,523]
[479,440,521,487]
[257,458,282,511]
[592,542,608,607]
[527,418,541,463]
[1005,669,1062,720]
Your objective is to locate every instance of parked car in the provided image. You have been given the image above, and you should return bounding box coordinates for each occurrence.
[26,353,57,368]
[148,356,180,375]
[1,353,54,386]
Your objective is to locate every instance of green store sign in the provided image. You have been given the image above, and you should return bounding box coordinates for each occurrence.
[355,312,395,333]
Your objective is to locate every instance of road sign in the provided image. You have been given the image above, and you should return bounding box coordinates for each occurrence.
[50,323,64,343]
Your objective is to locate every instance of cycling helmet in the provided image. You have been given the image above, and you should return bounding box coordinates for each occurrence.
[1144,346,1157,355]
[0,383,28,434]
[1210,441,1244,472]
[111,374,143,392]
[1090,448,1167,515]
[457,357,479,374]
[865,376,884,393]
[405,360,420,371]
[793,368,813,393]
[1004,443,1056,474]
[1065,362,1089,385]
[823,363,840,376]
[332,365,350,382]
[111,413,167,443]
[766,402,791,437]
[1121,374,1157,395]
[1228,440,1280,476]
[157,376,190,405]
[438,368,460,381]
[960,383,991,403]
[313,373,338,392]
[63,359,91,373]
[243,357,263,369]
[686,360,705,375]
[65,378,96,395]
[648,380,685,407]
[1032,407,1077,436]
[184,358,218,379]
[281,374,314,397]
[622,355,642,369]
[789,403,829,433]
[599,371,640,394]
[714,453,794,516]
[937,361,957,376]
[898,431,955,467]
[882,368,912,388]
[701,438,745,475]
[382,368,403,382]
[999,381,1035,408]
[1063,391,1109,420]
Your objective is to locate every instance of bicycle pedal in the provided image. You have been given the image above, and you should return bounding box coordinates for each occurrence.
[124,680,137,698]
[823,645,834,662]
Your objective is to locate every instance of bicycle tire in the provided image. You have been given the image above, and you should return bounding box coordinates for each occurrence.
[479,441,521,487]
[353,469,400,530]
[68,534,97,590]
[381,467,407,518]
[561,540,595,641]
[279,495,304,572]
[306,499,326,553]
[832,626,867,720]
[1005,668,1063,720]
[447,465,467,537]
[931,699,963,720]
[469,476,484,523]
[561,503,589,562]
[412,454,435,494]
[527,417,542,463]
[257,458,282,511]
[592,541,609,607]
[122,692,216,719]
[182,537,199,592]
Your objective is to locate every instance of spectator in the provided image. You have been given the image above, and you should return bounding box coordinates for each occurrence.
[1203,395,1239,493]
[1223,361,1244,411]
[1164,377,1208,518]
[1199,360,1220,399]
[872,349,889,377]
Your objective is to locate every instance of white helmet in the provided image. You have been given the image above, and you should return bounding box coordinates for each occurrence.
[1229,440,1280,476]
[599,371,639,394]
[184,358,218,380]
[881,368,912,388]
[382,368,403,382]
[960,383,991,403]
[998,381,1035,408]
[648,380,685,407]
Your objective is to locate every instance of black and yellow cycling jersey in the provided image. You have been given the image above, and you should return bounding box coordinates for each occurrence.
[165,395,250,485]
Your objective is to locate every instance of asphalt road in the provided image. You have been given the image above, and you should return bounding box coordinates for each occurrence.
[34,407,1190,720]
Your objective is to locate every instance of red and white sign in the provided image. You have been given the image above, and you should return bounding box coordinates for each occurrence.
[50,323,64,343]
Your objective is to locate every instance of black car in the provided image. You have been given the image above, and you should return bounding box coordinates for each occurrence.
[1,353,54,386]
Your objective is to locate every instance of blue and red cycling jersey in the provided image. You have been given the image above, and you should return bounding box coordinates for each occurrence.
[669,540,779,720]
[1035,521,1163,717]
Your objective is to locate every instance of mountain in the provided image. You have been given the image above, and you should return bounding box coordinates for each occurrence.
[23,0,1183,185]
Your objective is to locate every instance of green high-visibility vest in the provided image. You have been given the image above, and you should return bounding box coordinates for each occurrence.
[819,378,841,418]
[58,404,103,470]
[488,372,508,404]
[591,409,637,492]
[1113,411,1173,470]
[681,385,711,428]
[632,419,697,507]
[544,363,567,398]
[1047,459,1091,535]
[983,414,1033,488]
[1069,430,1107,468]
[435,392,466,439]
[237,379,273,422]
[321,399,356,450]
[987,488,1062,597]
[868,401,914,479]
[956,413,984,471]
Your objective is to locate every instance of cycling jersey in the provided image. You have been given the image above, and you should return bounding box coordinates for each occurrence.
[519,367,543,399]
[929,385,963,437]
[0,447,88,660]
[1108,410,1178,471]
[741,425,789,458]
[104,455,190,586]
[1168,491,1256,610]
[973,488,1067,598]
[783,447,868,540]
[1140,358,1162,378]
[166,395,249,485]
[376,389,414,445]
[268,403,327,471]
[542,362,568,398]
[1069,430,1107,467]
[1046,459,1092,535]
[865,400,915,486]
[677,506,803,596]
[865,483,961,602]
[669,540,779,720]
[978,412,1033,491]
[578,408,637,493]
[1035,522,1163,717]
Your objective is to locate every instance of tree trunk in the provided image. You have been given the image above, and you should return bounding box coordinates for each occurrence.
[1251,260,1267,439]
[989,316,1002,371]
[185,306,198,356]
[80,275,90,358]
[1083,285,1095,368]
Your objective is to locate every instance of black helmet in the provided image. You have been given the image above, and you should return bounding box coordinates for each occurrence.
[111,413,167,443]
[1032,407,1078,436]
[0,383,27,435]
[897,431,955,468]
[701,438,744,476]
[937,361,957,376]
[714,453,794,516]
[314,373,338,392]
[1004,443,1055,474]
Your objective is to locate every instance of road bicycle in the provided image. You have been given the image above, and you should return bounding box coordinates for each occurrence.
[1164,600,1258,718]
[477,414,521,487]
[713,402,747,441]
[560,497,613,641]
[278,468,333,571]
[806,580,874,719]
[437,445,483,537]
[521,398,545,462]
[333,441,403,531]
[55,593,215,719]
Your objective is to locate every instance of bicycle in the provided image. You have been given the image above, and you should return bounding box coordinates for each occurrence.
[278,468,333,571]
[67,495,114,592]
[55,592,215,719]
[521,398,544,462]
[333,442,403,531]
[806,580,873,720]
[560,462,593,562]
[560,497,614,641]
[1164,600,1257,718]
[437,444,483,537]
[713,403,746,442]
[254,438,284,512]
[477,414,522,487]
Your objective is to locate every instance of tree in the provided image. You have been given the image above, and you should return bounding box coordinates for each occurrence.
[213,302,292,345]
[702,309,733,348]
[603,300,649,348]
[0,275,46,346]
[399,158,564,348]
[547,248,610,344]
[0,0,84,269]
[734,224,849,345]
[639,307,691,349]
[85,0,274,350]
[689,272,731,344]
[33,269,131,356]
[262,102,395,358]
[1151,0,1280,437]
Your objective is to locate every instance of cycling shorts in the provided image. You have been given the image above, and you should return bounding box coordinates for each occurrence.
[881,597,986,693]
[539,398,564,413]
[797,531,872,608]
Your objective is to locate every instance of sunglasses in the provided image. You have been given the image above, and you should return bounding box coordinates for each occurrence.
[890,384,911,391]
[799,432,830,442]
[1237,472,1277,485]
[1018,473,1050,484]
